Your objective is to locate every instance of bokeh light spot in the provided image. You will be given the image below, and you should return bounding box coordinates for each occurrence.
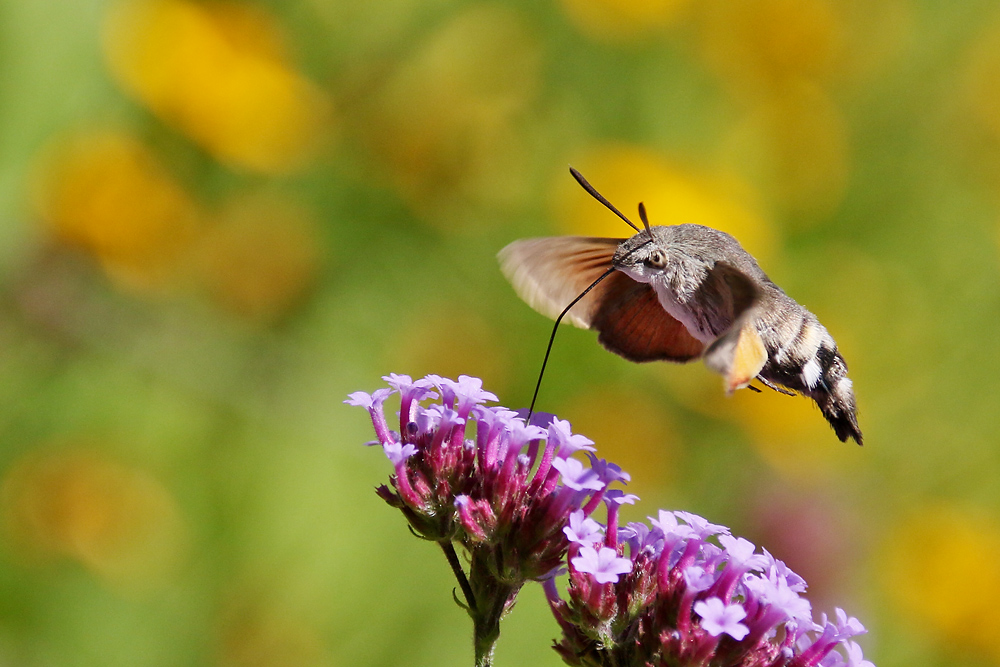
[355,4,541,225]
[216,597,330,667]
[698,0,843,92]
[31,130,201,292]
[1,447,186,592]
[195,194,322,324]
[720,82,850,218]
[878,504,1000,660]
[729,386,856,482]
[104,0,331,174]
[385,307,512,398]
[560,0,693,42]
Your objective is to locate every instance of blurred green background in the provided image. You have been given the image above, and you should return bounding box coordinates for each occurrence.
[1,0,998,664]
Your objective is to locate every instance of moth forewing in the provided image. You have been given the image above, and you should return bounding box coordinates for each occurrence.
[498,236,622,329]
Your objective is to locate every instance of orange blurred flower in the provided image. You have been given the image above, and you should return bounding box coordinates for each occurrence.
[729,386,860,483]
[560,0,693,42]
[552,144,777,264]
[194,194,322,323]
[655,366,861,482]
[963,17,1000,149]
[32,130,201,292]
[104,0,331,174]
[1,447,186,591]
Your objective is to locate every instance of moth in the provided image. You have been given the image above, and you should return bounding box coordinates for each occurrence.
[498,168,862,445]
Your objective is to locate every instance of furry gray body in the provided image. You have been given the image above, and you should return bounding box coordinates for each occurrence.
[614,225,861,444]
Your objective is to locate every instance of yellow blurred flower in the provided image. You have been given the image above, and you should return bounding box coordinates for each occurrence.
[878,504,1000,660]
[195,194,322,323]
[719,82,850,218]
[560,0,693,42]
[558,385,678,499]
[552,144,777,265]
[963,18,1000,148]
[1,447,186,591]
[104,0,331,174]
[698,0,843,93]
[355,4,541,225]
[32,130,200,292]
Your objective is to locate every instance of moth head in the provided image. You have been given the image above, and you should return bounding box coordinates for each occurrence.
[612,228,672,281]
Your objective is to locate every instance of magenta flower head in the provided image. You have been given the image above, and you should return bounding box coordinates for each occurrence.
[545,509,873,667]
[348,373,631,666]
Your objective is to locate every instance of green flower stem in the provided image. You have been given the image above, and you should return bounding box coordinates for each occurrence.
[439,541,522,667]
[440,540,477,611]
[469,550,521,667]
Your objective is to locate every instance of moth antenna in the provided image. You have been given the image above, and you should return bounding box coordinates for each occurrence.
[638,201,651,233]
[527,266,618,420]
[569,166,641,233]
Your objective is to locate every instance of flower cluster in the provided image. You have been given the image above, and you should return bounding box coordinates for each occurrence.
[546,509,873,667]
[349,373,873,667]
[347,374,630,629]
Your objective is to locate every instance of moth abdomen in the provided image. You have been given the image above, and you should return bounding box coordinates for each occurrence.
[811,344,862,445]
[757,309,862,445]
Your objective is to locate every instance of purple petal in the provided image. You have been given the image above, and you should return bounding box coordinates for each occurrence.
[383,441,417,465]
[552,457,604,492]
[547,418,595,454]
[604,489,640,507]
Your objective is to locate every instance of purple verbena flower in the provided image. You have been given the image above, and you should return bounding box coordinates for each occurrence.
[348,373,630,583]
[349,373,874,667]
[547,509,874,667]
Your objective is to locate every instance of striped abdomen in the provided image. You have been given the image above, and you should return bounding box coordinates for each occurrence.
[757,301,862,445]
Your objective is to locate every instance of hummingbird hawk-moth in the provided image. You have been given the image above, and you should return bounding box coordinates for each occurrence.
[498,168,862,445]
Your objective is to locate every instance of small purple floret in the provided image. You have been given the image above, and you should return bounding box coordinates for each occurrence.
[383,441,417,465]
[564,510,604,546]
[695,597,750,640]
[552,457,605,492]
[571,545,633,584]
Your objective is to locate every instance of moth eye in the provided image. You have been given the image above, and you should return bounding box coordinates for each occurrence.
[645,250,667,269]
